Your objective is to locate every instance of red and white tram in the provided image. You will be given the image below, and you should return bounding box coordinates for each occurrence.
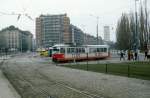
[52,44,110,62]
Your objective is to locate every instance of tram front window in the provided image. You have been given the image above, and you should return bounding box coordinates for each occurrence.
[53,48,60,54]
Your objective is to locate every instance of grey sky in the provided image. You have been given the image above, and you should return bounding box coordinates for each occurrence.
[0,0,150,41]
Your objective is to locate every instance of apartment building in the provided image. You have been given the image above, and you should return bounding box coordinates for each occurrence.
[0,26,33,52]
[36,14,70,48]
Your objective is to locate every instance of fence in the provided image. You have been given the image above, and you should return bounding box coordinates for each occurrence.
[60,61,150,80]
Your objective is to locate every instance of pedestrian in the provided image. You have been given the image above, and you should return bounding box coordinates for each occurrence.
[120,51,125,61]
[128,50,131,60]
[130,50,134,60]
[144,49,148,60]
[134,51,138,60]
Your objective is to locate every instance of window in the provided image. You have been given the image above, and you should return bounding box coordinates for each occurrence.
[71,48,75,53]
[103,48,107,52]
[82,48,85,53]
[60,48,65,53]
[97,48,100,52]
[89,48,97,53]
[53,47,59,53]
[67,48,71,53]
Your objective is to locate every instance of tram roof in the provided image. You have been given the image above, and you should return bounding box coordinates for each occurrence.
[53,44,109,48]
[53,44,69,47]
[82,45,109,47]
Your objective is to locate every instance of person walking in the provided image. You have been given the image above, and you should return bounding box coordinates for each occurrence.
[128,50,131,60]
[144,49,148,60]
[120,51,125,61]
[130,50,134,60]
[134,51,138,60]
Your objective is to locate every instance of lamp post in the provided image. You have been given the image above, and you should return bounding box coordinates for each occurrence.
[96,16,99,45]
[134,0,139,52]
[90,15,99,45]
[145,0,149,44]
[21,35,22,53]
[81,24,87,45]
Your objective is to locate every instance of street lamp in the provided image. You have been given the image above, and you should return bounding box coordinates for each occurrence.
[145,0,149,44]
[134,0,139,52]
[90,15,99,45]
[81,24,87,45]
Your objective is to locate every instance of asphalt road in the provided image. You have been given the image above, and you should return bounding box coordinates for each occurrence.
[1,53,150,98]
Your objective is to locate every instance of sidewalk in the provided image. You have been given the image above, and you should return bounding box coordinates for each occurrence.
[0,55,11,60]
[0,61,20,98]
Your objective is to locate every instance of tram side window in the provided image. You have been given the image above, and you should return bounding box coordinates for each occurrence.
[103,48,107,52]
[94,48,97,53]
[90,48,97,53]
[101,48,104,52]
[76,48,84,53]
[76,48,79,53]
[67,48,75,54]
[97,48,101,52]
[82,48,85,53]
[67,48,71,54]
[79,48,82,53]
[75,48,83,53]
[71,48,75,53]
[67,48,85,54]
[60,48,65,53]
[96,48,106,52]
[89,48,92,53]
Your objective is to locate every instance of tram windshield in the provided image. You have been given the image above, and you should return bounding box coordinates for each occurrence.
[52,47,60,54]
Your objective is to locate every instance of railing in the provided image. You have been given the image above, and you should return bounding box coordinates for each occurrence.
[60,61,150,80]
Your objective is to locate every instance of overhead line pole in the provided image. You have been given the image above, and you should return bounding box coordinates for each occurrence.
[90,15,99,45]
[145,0,149,44]
[96,17,99,45]
[134,0,139,51]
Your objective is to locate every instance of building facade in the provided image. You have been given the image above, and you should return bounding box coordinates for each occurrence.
[84,34,103,45]
[36,14,104,48]
[0,26,33,52]
[70,25,103,46]
[104,26,110,41]
[21,31,33,51]
[36,14,70,48]
[69,25,84,46]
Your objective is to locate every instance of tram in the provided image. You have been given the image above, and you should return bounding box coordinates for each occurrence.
[52,44,110,62]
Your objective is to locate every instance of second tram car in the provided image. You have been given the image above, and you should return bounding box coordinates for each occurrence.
[52,44,110,62]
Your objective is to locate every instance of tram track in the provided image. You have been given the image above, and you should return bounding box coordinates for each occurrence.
[2,56,104,98]
[32,58,104,98]
[2,60,53,98]
[36,67,103,98]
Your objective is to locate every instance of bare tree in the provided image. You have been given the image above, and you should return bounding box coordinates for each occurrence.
[116,2,150,50]
[116,13,131,50]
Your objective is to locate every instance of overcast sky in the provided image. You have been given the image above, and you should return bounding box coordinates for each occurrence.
[0,0,150,41]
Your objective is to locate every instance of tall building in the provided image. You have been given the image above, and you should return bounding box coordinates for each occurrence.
[69,25,103,46]
[32,38,36,51]
[69,25,84,46]
[36,14,70,48]
[36,14,103,48]
[21,31,33,51]
[104,26,110,41]
[84,34,103,45]
[0,26,33,52]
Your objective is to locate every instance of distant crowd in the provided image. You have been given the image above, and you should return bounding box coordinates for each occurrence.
[119,49,149,61]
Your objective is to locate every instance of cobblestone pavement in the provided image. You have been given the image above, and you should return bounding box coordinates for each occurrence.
[1,53,150,98]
